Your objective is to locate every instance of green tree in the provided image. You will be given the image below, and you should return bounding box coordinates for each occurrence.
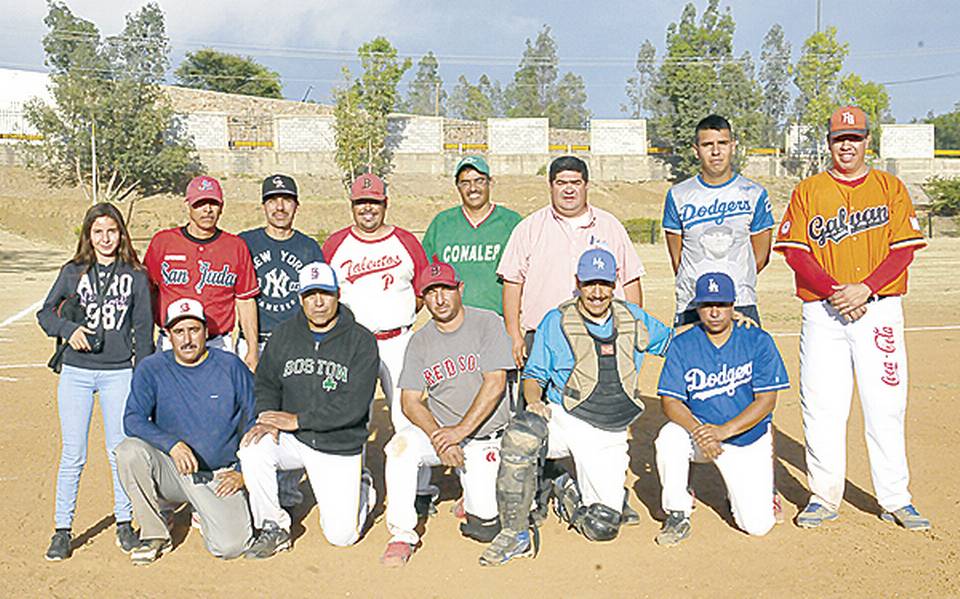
[622,39,657,118]
[758,24,791,147]
[648,1,764,175]
[449,75,502,121]
[402,51,445,116]
[547,72,590,129]
[174,48,282,98]
[332,37,411,183]
[24,1,197,217]
[793,26,848,164]
[838,73,892,150]
[924,102,960,149]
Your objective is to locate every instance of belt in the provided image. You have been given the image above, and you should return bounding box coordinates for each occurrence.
[238,331,271,343]
[866,294,898,304]
[374,326,409,341]
[471,428,506,441]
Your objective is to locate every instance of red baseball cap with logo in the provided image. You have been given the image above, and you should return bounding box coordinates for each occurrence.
[185,175,224,206]
[828,106,869,140]
[350,173,387,202]
[415,261,461,296]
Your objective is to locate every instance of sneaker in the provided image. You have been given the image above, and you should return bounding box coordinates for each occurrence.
[115,522,140,553]
[244,521,291,560]
[478,528,536,567]
[880,504,931,531]
[380,541,413,568]
[796,502,839,528]
[44,530,72,561]
[130,538,171,566]
[656,511,691,546]
[773,493,785,525]
[415,484,440,518]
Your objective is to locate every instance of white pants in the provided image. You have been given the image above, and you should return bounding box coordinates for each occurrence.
[799,297,911,512]
[237,433,373,547]
[656,422,775,536]
[384,426,501,545]
[159,332,233,352]
[545,405,628,511]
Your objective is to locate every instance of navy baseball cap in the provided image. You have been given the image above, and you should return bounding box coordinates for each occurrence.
[262,174,298,202]
[454,155,490,179]
[576,248,617,283]
[692,272,736,305]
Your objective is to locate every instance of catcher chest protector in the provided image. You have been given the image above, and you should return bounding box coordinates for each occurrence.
[559,299,649,432]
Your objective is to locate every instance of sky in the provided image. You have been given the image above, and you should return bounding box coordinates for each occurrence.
[1,0,958,123]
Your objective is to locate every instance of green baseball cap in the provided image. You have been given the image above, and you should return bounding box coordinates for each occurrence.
[454,155,490,180]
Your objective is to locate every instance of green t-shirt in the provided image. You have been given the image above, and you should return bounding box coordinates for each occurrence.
[422,204,522,315]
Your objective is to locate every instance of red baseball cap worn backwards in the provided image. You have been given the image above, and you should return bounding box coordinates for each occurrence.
[415,261,461,296]
[185,175,224,206]
[350,173,387,202]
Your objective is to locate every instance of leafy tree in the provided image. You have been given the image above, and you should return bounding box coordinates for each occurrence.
[174,48,282,98]
[24,1,197,217]
[793,26,848,164]
[332,36,411,183]
[449,74,503,121]
[622,39,657,118]
[648,1,764,175]
[758,24,791,147]
[504,25,590,128]
[402,51,445,116]
[924,102,960,150]
[838,73,892,149]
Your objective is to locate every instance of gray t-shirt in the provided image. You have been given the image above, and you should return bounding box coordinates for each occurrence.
[399,307,514,438]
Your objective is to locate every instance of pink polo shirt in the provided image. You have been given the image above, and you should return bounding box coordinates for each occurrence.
[497,205,645,332]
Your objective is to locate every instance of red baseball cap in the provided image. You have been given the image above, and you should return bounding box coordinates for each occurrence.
[828,106,869,140]
[415,261,461,296]
[185,175,224,206]
[350,173,387,202]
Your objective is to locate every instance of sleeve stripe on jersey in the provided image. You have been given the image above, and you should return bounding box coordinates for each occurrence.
[236,287,260,300]
[657,388,688,401]
[754,383,791,393]
[663,226,682,234]
[890,237,927,250]
[772,240,810,252]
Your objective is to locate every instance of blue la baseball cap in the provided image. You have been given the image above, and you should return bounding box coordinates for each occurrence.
[692,272,736,305]
[577,248,617,283]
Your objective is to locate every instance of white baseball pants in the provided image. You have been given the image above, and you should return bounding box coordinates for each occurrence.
[545,404,629,511]
[799,297,912,512]
[656,422,775,536]
[238,433,373,547]
[384,425,501,545]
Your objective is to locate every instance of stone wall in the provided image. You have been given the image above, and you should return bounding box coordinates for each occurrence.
[488,118,549,155]
[182,113,229,150]
[387,116,443,154]
[274,116,336,152]
[590,119,647,156]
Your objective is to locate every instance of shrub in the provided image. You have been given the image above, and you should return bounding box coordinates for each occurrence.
[924,176,960,216]
[623,217,661,244]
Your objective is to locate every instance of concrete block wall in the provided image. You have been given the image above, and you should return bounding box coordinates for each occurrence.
[488,118,549,155]
[387,116,443,154]
[590,119,647,155]
[183,112,229,150]
[880,124,935,159]
[275,116,336,152]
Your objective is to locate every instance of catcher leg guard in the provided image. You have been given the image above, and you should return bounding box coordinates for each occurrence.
[459,514,501,543]
[496,411,548,532]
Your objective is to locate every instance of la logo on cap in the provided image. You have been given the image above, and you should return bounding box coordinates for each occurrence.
[592,256,606,270]
[708,278,719,293]
[272,176,285,188]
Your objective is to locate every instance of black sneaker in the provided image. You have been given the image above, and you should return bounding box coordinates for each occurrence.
[130,538,171,565]
[44,529,72,561]
[656,510,691,546]
[244,520,291,560]
[115,521,140,553]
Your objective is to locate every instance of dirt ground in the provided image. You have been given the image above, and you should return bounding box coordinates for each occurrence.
[1,174,958,598]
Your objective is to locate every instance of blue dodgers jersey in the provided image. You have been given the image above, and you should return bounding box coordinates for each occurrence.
[656,324,789,446]
[662,174,774,313]
[523,302,673,405]
[239,228,324,334]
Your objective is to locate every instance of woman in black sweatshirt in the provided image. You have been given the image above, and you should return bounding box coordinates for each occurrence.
[36,203,154,561]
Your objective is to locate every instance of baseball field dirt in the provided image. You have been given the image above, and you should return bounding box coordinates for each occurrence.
[0,175,957,598]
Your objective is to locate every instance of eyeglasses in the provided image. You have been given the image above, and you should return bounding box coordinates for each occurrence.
[456,177,489,189]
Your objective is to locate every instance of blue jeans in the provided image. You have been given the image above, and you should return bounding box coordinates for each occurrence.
[55,365,133,529]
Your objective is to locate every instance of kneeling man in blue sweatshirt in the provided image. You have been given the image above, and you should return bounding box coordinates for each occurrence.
[118,298,255,565]
[239,261,379,559]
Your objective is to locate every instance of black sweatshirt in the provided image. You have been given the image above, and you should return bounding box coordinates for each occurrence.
[255,305,379,455]
[37,261,154,370]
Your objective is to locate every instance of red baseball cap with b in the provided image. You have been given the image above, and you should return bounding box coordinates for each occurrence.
[828,106,869,140]
[185,175,224,206]
[415,261,461,296]
[350,173,387,202]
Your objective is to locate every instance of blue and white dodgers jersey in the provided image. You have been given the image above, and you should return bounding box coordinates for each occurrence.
[656,325,789,447]
[662,174,774,314]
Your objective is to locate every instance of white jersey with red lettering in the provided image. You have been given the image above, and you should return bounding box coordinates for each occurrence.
[143,227,259,337]
[321,227,428,333]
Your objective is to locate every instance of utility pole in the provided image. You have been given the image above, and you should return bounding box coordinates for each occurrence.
[816,0,822,32]
[434,80,440,117]
[91,121,97,205]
